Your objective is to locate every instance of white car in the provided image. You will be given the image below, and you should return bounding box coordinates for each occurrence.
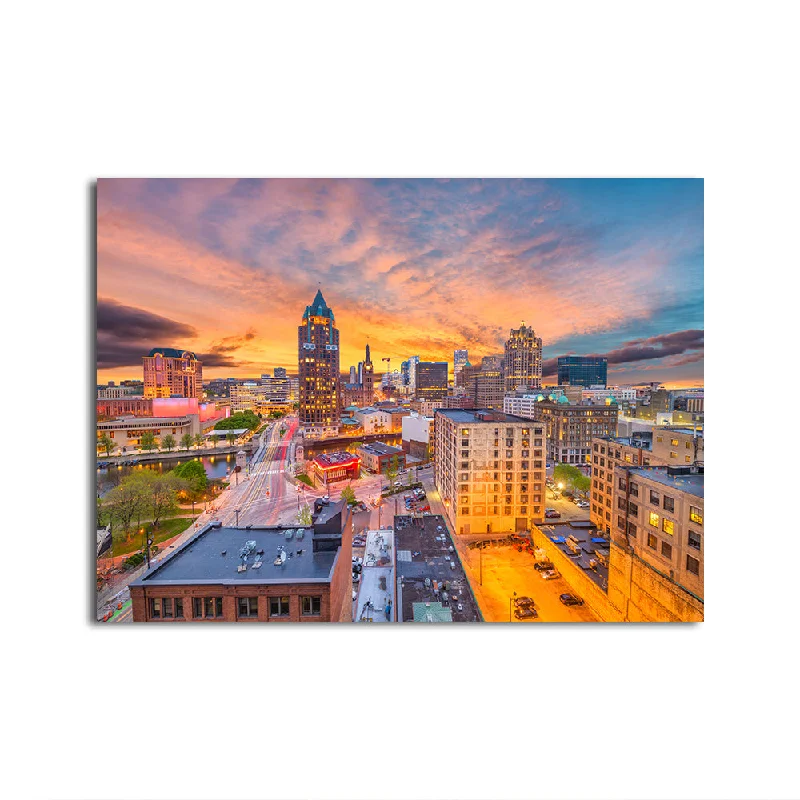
[541,570,560,580]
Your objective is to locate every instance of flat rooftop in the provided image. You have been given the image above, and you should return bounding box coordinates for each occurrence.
[629,466,705,498]
[358,442,404,456]
[434,409,533,424]
[130,525,338,586]
[394,514,480,622]
[355,529,395,622]
[539,522,609,592]
[313,451,360,467]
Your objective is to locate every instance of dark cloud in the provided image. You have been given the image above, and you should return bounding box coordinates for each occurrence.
[542,329,704,378]
[96,298,198,369]
[198,328,258,367]
[97,297,197,341]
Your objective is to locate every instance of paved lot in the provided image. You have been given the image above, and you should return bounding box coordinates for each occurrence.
[459,543,598,622]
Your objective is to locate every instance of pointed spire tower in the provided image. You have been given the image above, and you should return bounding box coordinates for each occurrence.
[362,341,374,405]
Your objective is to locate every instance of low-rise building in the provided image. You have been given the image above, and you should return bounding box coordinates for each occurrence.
[130,501,352,623]
[353,406,391,434]
[309,452,361,486]
[356,442,405,474]
[401,412,434,460]
[435,409,546,535]
[651,428,704,466]
[97,414,207,453]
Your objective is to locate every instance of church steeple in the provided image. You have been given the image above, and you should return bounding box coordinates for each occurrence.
[365,343,371,364]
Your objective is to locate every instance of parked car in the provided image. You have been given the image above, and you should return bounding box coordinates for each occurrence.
[541,569,560,580]
[560,593,584,606]
[514,595,535,608]
[514,606,537,620]
[533,561,554,572]
[545,509,561,518]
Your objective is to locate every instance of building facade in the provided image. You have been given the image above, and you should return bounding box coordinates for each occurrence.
[651,428,704,466]
[462,364,505,409]
[415,361,448,400]
[401,412,434,459]
[298,289,341,435]
[590,434,654,536]
[504,325,542,392]
[557,356,608,388]
[143,348,203,399]
[534,398,619,464]
[453,349,469,384]
[130,503,352,623]
[606,465,704,621]
[435,409,546,535]
[352,407,391,434]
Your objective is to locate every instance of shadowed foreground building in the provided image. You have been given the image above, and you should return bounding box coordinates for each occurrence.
[130,500,352,622]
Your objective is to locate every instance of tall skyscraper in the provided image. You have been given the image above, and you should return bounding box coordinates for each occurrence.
[298,289,340,433]
[143,348,203,399]
[349,365,357,384]
[557,356,608,388]
[454,349,469,382]
[504,324,542,392]
[407,355,420,391]
[362,343,374,404]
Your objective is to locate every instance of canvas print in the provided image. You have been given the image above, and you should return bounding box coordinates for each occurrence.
[96,178,703,623]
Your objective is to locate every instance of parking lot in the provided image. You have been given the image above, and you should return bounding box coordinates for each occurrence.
[457,537,598,622]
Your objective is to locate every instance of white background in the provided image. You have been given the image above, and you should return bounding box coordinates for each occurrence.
[3,2,798,799]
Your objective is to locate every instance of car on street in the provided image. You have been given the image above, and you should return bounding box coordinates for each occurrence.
[545,509,561,518]
[514,595,535,608]
[514,606,537,620]
[560,593,584,606]
[533,561,555,572]
[576,500,590,509]
[540,569,560,580]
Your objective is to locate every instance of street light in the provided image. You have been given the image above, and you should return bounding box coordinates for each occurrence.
[234,508,241,527]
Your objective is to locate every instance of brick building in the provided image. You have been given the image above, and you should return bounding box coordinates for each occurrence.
[130,501,352,622]
[534,397,619,464]
[356,442,405,474]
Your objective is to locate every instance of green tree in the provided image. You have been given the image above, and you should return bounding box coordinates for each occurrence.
[105,476,148,541]
[340,485,357,506]
[97,434,115,457]
[162,434,176,452]
[136,470,184,529]
[180,433,193,451]
[140,431,157,452]
[226,432,236,446]
[297,504,313,526]
[385,455,400,484]
[174,459,208,496]
[215,411,260,431]
[553,463,584,493]
[210,433,219,449]
[574,473,591,496]
[193,433,204,449]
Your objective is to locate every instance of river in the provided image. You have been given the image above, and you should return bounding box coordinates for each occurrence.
[96,452,239,496]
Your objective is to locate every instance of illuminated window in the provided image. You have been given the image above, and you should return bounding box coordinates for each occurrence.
[649,512,659,528]
[690,506,703,525]
[662,518,674,535]
[647,533,657,549]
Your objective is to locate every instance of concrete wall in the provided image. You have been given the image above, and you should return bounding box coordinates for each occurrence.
[607,544,704,622]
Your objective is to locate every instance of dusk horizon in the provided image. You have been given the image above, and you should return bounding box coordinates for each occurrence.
[97,178,703,388]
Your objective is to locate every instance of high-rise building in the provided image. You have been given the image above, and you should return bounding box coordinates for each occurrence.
[504,325,542,392]
[415,361,448,401]
[557,356,608,388]
[349,365,357,384]
[274,367,287,379]
[461,363,504,409]
[362,343,374,404]
[434,409,546,535]
[298,289,340,434]
[453,349,469,383]
[407,355,420,392]
[143,348,203,399]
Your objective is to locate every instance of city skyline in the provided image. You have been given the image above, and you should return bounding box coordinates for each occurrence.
[97,178,703,388]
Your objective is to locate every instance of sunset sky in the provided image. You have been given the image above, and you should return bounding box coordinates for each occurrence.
[97,178,703,388]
